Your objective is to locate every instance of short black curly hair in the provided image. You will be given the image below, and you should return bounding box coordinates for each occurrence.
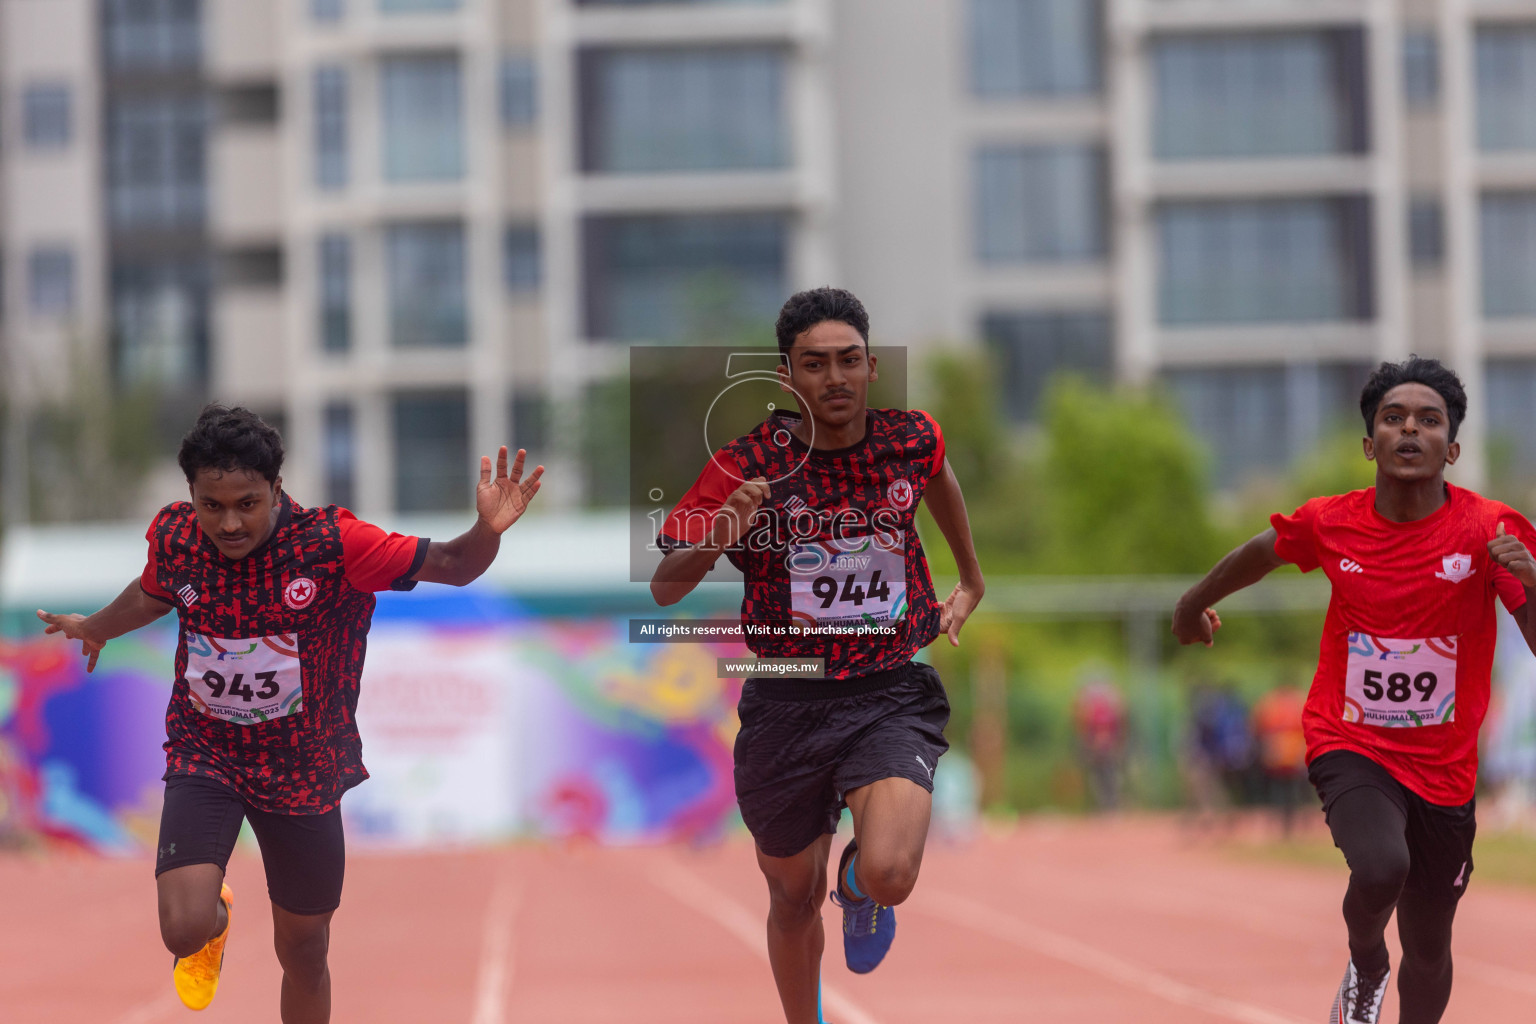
[1359,356,1468,441]
[775,287,870,353]
[178,404,285,485]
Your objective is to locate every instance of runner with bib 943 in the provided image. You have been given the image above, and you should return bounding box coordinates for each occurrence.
[1171,357,1536,1024]
[36,405,542,1023]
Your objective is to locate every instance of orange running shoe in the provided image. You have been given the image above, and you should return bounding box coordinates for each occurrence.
[173,883,233,1011]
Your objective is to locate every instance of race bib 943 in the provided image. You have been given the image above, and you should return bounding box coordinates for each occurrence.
[184,633,304,726]
[1344,632,1457,728]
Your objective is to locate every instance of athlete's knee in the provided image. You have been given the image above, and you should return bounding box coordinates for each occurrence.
[856,848,922,906]
[274,922,330,988]
[765,877,825,929]
[159,905,219,958]
[1348,846,1410,907]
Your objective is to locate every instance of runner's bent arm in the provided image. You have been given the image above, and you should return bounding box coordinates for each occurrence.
[1488,521,1536,657]
[1172,528,1289,647]
[922,458,985,646]
[36,579,173,673]
[651,478,770,607]
[412,446,543,587]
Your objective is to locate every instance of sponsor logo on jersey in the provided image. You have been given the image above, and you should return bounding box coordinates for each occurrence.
[1339,558,1364,574]
[283,576,318,610]
[1435,553,1475,584]
[177,584,200,606]
[886,478,915,511]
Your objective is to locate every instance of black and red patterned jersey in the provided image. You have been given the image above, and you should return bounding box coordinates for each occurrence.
[659,408,946,679]
[140,494,428,814]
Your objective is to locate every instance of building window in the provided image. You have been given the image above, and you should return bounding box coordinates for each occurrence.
[382,54,464,183]
[576,0,780,5]
[312,0,345,21]
[583,212,787,341]
[112,259,208,388]
[1488,359,1536,473]
[29,248,75,315]
[982,311,1112,422]
[511,392,549,453]
[1481,193,1536,317]
[387,222,467,348]
[1157,197,1373,325]
[393,390,470,513]
[23,85,71,148]
[1153,30,1368,160]
[503,225,541,294]
[323,402,356,508]
[1477,26,1536,152]
[1409,199,1444,270]
[314,65,348,190]
[970,0,1101,97]
[579,47,788,173]
[218,247,283,288]
[108,96,207,228]
[219,84,279,126]
[500,54,537,129]
[1403,31,1439,108]
[104,0,201,71]
[320,234,351,352]
[975,144,1106,263]
[380,0,461,11]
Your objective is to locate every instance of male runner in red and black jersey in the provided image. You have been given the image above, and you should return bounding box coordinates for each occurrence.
[652,288,985,1024]
[37,405,542,1023]
[1173,358,1536,1024]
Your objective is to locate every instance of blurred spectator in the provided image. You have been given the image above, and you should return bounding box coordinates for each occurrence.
[1183,681,1252,830]
[1073,679,1128,812]
[1251,682,1308,838]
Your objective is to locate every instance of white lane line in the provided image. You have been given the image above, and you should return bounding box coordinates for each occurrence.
[112,992,179,1024]
[470,867,523,1024]
[647,856,886,1024]
[918,890,1311,1024]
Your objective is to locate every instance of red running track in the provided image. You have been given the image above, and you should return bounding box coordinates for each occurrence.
[4,816,1535,1023]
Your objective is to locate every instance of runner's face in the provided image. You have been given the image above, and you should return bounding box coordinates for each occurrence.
[780,320,875,431]
[1364,382,1458,482]
[189,468,282,560]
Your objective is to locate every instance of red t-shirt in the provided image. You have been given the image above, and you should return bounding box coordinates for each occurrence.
[1272,484,1536,805]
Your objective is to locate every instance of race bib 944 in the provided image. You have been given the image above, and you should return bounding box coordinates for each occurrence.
[184,633,304,726]
[1344,632,1457,728]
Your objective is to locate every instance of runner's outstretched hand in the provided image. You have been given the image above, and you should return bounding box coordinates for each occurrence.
[478,447,544,534]
[709,478,771,549]
[1489,522,1536,588]
[36,609,106,673]
[1171,605,1222,647]
[939,582,982,647]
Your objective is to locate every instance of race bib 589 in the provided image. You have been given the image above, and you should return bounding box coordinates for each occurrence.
[184,633,304,726]
[1344,632,1457,728]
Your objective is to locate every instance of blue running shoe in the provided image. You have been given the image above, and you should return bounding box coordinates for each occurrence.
[829,839,895,974]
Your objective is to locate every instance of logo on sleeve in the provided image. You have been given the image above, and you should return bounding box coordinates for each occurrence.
[886,478,915,511]
[1436,554,1475,584]
[283,577,318,610]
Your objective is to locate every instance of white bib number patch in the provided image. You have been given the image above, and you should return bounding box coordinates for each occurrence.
[1344,632,1457,728]
[787,533,908,628]
[185,633,303,726]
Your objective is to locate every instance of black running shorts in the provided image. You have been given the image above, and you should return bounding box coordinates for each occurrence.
[1308,749,1476,900]
[156,774,346,916]
[734,660,950,859]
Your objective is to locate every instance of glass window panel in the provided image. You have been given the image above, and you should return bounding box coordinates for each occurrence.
[1403,30,1439,108]
[29,248,74,314]
[583,212,787,341]
[320,233,351,352]
[108,95,207,228]
[104,0,201,71]
[312,0,345,22]
[380,0,461,11]
[24,85,71,147]
[323,402,356,507]
[1477,26,1536,152]
[1481,192,1536,317]
[500,54,537,128]
[982,311,1112,422]
[1409,199,1444,269]
[1157,197,1373,325]
[1488,358,1536,473]
[975,144,1107,263]
[382,54,464,182]
[511,393,549,453]
[314,65,348,190]
[393,390,470,512]
[112,258,209,388]
[503,225,541,293]
[580,47,787,173]
[1153,31,1366,160]
[387,221,467,348]
[577,0,779,5]
[970,0,1101,97]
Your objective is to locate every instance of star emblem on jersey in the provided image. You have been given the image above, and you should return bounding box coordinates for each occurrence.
[283,577,318,610]
[886,478,915,511]
[1435,553,1475,584]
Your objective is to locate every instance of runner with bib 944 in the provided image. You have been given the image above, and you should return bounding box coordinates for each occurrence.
[1171,357,1536,1024]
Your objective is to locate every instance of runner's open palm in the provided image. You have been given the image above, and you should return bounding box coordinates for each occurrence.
[477,447,544,534]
